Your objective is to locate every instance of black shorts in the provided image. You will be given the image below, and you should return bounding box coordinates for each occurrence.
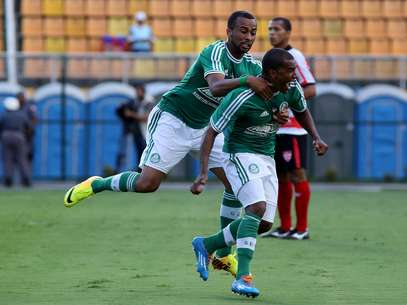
[275,134,308,172]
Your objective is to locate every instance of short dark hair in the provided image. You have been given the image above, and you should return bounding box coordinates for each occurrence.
[272,17,292,32]
[262,48,294,71]
[227,11,256,29]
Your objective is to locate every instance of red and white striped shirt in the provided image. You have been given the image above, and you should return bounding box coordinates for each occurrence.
[278,46,316,136]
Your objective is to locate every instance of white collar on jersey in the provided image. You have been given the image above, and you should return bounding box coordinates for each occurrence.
[224,41,244,64]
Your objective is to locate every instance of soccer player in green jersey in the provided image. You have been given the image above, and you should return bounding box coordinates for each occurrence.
[64,11,273,276]
[190,48,328,297]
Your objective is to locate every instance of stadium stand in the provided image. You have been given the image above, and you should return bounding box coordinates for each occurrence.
[8,0,406,84]
[16,0,407,55]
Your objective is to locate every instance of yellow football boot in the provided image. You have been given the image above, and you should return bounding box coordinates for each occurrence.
[64,176,101,208]
[211,253,237,277]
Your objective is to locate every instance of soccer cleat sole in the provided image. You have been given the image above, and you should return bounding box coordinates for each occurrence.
[290,234,310,240]
[231,288,260,298]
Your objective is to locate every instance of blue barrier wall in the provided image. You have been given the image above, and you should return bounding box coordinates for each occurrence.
[2,81,406,181]
[88,82,136,176]
[33,83,87,179]
[356,85,407,179]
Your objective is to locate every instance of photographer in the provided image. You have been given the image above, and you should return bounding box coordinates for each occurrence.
[115,84,154,172]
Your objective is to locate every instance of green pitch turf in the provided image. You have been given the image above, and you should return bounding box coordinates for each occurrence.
[1,189,406,305]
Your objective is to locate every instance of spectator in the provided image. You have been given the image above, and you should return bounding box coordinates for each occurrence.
[127,11,154,52]
[115,84,154,172]
[0,97,32,187]
[135,84,155,138]
[16,92,37,166]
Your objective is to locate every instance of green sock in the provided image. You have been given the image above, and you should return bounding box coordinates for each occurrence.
[91,171,140,193]
[236,213,261,279]
[203,217,242,254]
[216,190,242,258]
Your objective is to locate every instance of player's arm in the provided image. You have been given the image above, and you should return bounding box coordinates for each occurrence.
[293,49,317,100]
[294,110,327,156]
[206,73,273,100]
[191,90,245,195]
[200,45,272,100]
[290,82,327,156]
[190,126,219,195]
[302,84,316,100]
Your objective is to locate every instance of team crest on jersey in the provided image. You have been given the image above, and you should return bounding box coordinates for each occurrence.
[279,102,289,112]
[150,153,161,163]
[260,110,269,117]
[248,163,260,174]
[282,150,292,162]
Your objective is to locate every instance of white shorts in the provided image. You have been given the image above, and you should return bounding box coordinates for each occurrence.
[224,152,278,223]
[139,106,225,174]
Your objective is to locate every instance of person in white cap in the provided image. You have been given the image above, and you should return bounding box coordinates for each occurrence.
[0,97,32,187]
[127,11,154,52]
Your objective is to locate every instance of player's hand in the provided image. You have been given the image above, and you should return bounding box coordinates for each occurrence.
[247,76,273,100]
[190,173,208,195]
[273,108,289,125]
[313,137,328,156]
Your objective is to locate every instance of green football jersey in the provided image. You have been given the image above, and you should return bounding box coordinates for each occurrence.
[210,80,307,156]
[158,40,262,129]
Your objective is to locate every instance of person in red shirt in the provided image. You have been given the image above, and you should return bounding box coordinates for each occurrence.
[261,17,316,240]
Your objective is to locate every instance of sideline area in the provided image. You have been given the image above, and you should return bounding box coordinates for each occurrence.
[1,181,405,192]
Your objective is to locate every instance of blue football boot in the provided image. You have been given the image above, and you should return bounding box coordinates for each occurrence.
[231,275,260,298]
[192,236,210,281]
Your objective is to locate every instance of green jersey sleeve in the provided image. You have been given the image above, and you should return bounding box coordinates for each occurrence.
[200,41,226,78]
[244,53,262,76]
[210,88,255,133]
[288,80,307,113]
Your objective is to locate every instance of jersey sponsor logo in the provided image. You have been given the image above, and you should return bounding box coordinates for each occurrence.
[282,150,292,162]
[224,69,231,77]
[244,123,279,137]
[259,110,270,117]
[248,163,260,174]
[150,153,161,163]
[192,87,223,108]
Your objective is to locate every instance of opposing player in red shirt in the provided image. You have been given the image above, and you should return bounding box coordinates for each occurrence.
[261,17,316,240]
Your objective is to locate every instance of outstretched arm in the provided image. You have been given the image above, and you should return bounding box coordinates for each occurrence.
[190,126,219,195]
[294,109,328,156]
[302,84,316,100]
[206,73,273,100]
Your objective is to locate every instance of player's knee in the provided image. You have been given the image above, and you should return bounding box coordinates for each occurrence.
[246,201,266,218]
[291,168,307,183]
[258,220,273,234]
[136,177,160,192]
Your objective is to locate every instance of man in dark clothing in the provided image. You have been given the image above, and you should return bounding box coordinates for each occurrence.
[0,97,32,187]
[115,84,153,172]
[17,92,37,165]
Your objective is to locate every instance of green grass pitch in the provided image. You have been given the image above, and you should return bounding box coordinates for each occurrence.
[1,189,406,305]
